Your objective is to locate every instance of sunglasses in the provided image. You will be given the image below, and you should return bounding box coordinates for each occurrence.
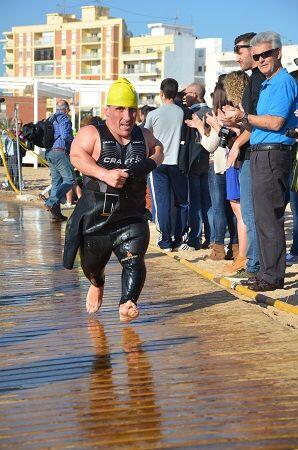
[252,48,279,61]
[234,44,251,54]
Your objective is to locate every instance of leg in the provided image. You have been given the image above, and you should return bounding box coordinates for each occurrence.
[113,221,150,322]
[209,165,228,245]
[230,201,247,258]
[45,151,63,209]
[251,150,291,285]
[188,174,203,249]
[290,189,298,256]
[200,172,214,244]
[80,234,112,314]
[150,165,172,249]
[239,160,260,273]
[168,165,189,248]
[45,151,75,208]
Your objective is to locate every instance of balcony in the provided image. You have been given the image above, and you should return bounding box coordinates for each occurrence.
[82,36,101,44]
[122,51,160,62]
[34,39,54,47]
[81,52,101,60]
[81,67,101,75]
[4,40,14,49]
[34,62,54,77]
[4,55,14,64]
[123,67,160,77]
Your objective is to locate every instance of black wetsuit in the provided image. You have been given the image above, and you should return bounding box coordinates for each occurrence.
[63,123,150,305]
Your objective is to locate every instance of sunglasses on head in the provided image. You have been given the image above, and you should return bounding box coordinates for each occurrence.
[252,48,279,61]
[234,44,251,54]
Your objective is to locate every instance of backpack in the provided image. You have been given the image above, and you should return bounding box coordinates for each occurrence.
[22,115,58,149]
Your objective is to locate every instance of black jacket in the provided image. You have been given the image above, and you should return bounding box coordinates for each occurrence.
[178,105,211,175]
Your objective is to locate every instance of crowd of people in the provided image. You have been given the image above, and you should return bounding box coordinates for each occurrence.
[145,30,297,293]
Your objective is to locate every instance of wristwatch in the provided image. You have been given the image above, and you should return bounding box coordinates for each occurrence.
[241,112,249,124]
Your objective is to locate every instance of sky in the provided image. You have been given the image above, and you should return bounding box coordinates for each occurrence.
[1,0,297,75]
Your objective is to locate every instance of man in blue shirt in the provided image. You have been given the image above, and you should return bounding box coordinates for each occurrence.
[44,100,75,221]
[221,31,298,291]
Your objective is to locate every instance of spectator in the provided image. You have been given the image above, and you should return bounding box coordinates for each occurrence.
[182,82,214,250]
[145,78,188,251]
[287,68,298,265]
[186,78,238,261]
[219,31,266,279]
[221,31,298,291]
[4,120,25,190]
[44,100,76,222]
[223,71,250,274]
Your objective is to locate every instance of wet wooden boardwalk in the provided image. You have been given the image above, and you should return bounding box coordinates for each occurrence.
[0,201,298,449]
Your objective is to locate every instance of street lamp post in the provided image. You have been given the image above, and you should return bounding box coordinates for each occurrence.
[14,103,22,195]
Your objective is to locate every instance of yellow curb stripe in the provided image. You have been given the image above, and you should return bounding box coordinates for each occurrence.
[150,245,298,316]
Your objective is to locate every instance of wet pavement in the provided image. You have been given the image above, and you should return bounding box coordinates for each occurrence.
[0,201,298,449]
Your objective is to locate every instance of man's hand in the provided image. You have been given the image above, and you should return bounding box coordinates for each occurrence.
[226,143,240,169]
[185,114,206,135]
[102,169,129,188]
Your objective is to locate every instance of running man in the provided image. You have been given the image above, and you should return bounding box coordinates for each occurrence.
[63,78,163,322]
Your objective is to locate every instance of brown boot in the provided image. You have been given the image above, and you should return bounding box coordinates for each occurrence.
[223,256,247,274]
[225,243,239,260]
[205,244,226,261]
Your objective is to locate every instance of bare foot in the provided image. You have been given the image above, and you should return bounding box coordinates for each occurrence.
[119,300,139,323]
[86,284,104,314]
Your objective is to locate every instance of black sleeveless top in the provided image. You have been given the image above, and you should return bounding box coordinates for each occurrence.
[83,122,148,212]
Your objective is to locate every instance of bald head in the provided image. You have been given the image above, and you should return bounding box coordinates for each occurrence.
[56,100,70,114]
[184,82,206,107]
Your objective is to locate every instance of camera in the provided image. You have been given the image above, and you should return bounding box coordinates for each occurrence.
[286,128,298,139]
[218,127,237,147]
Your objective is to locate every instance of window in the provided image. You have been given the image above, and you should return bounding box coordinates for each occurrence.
[62,49,66,56]
[34,48,54,61]
[198,66,202,72]
[34,63,54,75]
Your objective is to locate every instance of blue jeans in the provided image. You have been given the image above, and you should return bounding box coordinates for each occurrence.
[239,160,260,273]
[188,172,214,248]
[290,189,298,255]
[45,149,75,208]
[150,164,189,249]
[208,163,237,245]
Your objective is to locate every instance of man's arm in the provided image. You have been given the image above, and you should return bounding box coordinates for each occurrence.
[218,106,285,131]
[70,125,128,189]
[59,115,74,144]
[142,128,164,166]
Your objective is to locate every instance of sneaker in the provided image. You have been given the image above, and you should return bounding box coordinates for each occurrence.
[201,241,211,249]
[286,253,298,266]
[233,268,258,279]
[173,243,196,251]
[61,202,75,209]
[162,247,172,253]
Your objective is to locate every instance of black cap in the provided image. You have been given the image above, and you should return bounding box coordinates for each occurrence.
[0,98,5,103]
[294,57,298,66]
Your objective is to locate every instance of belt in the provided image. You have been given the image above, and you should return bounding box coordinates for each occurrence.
[251,144,293,152]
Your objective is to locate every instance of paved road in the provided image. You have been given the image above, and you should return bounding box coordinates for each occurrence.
[0,202,297,449]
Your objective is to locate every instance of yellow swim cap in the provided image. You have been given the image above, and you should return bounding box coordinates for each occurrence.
[106,78,138,109]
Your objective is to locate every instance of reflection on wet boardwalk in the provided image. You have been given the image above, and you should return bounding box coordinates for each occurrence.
[0,202,298,449]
